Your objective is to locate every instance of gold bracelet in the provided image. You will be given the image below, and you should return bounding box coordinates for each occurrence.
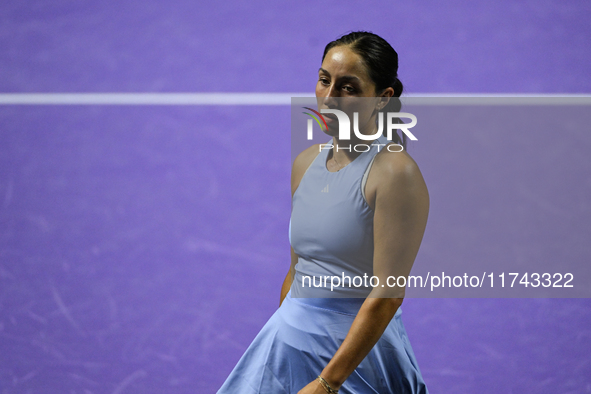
[317,376,339,394]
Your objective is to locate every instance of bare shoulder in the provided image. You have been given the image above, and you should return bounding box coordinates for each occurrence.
[365,145,429,209]
[291,143,323,196]
[374,147,422,182]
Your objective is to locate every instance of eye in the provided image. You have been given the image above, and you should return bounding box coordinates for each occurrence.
[318,77,330,86]
[343,85,356,93]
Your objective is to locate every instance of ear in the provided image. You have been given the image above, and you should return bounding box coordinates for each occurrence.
[380,87,395,98]
[376,87,394,110]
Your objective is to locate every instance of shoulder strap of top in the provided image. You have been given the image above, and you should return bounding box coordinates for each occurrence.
[361,155,377,203]
[361,135,391,204]
[297,140,331,183]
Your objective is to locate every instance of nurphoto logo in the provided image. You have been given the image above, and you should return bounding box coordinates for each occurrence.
[302,107,418,153]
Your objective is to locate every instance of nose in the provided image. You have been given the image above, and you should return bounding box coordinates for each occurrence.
[320,84,339,108]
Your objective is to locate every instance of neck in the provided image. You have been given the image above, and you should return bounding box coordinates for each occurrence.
[330,130,381,165]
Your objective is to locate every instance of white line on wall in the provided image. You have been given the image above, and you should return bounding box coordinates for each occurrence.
[0,93,589,105]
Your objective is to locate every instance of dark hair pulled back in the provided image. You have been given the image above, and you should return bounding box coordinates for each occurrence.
[322,31,406,146]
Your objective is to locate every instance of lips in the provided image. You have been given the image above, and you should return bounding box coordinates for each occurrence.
[321,112,338,123]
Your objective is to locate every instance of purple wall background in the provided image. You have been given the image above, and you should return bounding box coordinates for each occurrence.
[1,1,590,393]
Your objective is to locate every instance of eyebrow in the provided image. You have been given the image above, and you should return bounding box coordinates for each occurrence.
[318,68,361,82]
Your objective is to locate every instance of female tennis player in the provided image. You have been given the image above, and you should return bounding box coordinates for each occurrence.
[219,31,429,394]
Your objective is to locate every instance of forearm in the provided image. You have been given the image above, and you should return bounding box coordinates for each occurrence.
[320,296,403,389]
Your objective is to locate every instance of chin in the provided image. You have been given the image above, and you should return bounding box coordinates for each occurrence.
[322,126,339,137]
[322,131,337,138]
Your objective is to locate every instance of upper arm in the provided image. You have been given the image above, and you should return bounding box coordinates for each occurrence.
[370,151,429,298]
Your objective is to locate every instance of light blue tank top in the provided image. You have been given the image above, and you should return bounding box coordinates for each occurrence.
[290,135,389,298]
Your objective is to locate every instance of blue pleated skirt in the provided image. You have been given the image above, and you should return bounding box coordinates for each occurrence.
[217,291,428,394]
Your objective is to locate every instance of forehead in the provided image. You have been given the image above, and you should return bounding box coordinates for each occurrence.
[321,46,371,80]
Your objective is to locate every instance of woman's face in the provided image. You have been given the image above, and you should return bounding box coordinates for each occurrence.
[316,45,385,137]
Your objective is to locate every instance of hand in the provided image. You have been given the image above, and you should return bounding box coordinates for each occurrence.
[297,379,330,394]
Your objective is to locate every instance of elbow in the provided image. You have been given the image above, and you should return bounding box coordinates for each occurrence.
[382,297,404,315]
[389,297,404,310]
[366,296,403,316]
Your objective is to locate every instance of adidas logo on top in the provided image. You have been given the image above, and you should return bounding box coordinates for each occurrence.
[321,184,329,193]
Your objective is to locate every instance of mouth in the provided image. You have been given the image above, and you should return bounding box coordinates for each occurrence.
[319,111,338,123]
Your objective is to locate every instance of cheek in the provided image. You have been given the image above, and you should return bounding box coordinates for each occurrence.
[315,96,323,109]
[357,107,378,125]
[315,81,326,97]
[345,102,375,121]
